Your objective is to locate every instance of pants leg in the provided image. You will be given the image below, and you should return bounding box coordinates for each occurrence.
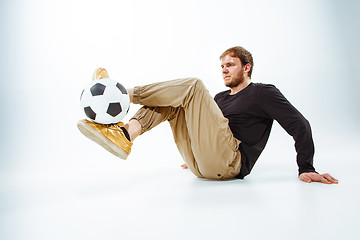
[131,78,241,179]
[132,106,202,177]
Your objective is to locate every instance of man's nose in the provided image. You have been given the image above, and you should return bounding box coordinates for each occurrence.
[222,67,228,73]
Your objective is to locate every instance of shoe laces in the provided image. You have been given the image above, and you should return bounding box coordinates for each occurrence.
[107,122,124,131]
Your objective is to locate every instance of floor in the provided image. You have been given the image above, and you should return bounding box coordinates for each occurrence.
[1,122,359,240]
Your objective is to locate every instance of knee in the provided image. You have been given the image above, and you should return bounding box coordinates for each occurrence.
[186,78,206,92]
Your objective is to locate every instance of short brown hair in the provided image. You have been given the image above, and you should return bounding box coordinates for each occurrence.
[220,46,254,78]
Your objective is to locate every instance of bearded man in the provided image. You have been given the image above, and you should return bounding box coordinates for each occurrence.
[77,46,338,184]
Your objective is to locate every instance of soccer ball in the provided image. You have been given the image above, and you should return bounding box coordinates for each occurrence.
[80,78,130,124]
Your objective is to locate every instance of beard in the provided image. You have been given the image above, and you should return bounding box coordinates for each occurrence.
[225,74,245,88]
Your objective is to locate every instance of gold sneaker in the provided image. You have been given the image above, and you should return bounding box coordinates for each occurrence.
[77,119,132,159]
[93,67,109,80]
[78,67,132,159]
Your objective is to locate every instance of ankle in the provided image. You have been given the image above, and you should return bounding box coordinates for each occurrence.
[124,120,142,142]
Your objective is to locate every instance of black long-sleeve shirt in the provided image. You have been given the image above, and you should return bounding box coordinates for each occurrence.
[214,83,316,179]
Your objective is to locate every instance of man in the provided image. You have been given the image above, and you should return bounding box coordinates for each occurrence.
[77,46,338,184]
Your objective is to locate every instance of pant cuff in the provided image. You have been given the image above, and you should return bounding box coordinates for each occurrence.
[132,86,141,104]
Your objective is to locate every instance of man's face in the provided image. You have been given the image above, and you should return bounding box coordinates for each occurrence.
[221,54,245,88]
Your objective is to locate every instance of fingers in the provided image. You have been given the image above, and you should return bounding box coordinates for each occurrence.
[319,175,332,184]
[181,164,188,169]
[321,173,339,184]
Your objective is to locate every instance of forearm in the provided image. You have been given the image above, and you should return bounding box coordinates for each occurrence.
[293,118,316,175]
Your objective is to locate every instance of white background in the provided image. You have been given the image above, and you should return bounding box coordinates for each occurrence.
[1,0,359,239]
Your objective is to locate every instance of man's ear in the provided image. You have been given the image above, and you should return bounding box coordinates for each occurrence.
[244,63,251,73]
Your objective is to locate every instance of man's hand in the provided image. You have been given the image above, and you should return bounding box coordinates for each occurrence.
[299,172,338,184]
[181,163,188,169]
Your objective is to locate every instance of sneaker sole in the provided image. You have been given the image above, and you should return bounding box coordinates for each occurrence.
[77,120,129,160]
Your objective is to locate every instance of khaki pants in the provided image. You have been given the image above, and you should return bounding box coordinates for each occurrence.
[132,78,241,180]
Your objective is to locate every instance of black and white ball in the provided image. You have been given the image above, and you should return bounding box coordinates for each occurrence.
[80,78,130,124]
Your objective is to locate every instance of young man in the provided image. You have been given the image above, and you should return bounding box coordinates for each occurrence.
[77,46,338,184]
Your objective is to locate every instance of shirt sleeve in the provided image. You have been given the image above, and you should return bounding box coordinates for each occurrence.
[259,84,316,175]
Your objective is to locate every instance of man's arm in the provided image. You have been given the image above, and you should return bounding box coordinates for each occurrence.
[260,85,338,184]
